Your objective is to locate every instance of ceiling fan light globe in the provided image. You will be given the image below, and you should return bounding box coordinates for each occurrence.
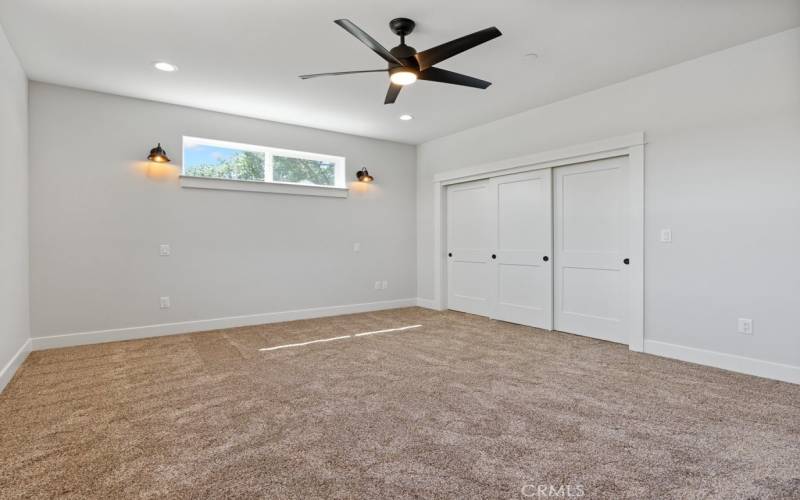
[390,71,417,86]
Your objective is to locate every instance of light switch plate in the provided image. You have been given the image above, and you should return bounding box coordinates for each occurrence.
[737,318,753,335]
[660,229,672,243]
[160,296,171,309]
[159,244,171,256]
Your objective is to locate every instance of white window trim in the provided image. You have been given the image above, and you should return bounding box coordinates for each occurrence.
[180,136,347,197]
[179,176,348,197]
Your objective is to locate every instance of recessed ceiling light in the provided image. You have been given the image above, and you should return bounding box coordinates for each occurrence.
[153,61,178,72]
[399,114,413,121]
[524,52,539,59]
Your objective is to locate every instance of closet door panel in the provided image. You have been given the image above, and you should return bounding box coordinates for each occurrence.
[446,180,492,316]
[554,156,630,344]
[490,170,553,329]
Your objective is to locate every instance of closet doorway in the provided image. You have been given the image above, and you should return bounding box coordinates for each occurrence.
[436,134,644,348]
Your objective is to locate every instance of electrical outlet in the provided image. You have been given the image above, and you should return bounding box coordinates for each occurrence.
[160,296,171,309]
[374,281,381,290]
[381,280,388,290]
[353,242,360,252]
[737,318,753,335]
[159,244,171,256]
[660,229,672,243]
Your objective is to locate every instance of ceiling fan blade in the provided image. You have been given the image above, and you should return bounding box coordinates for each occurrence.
[384,83,402,104]
[299,69,387,79]
[334,19,405,66]
[418,67,491,89]
[414,27,502,70]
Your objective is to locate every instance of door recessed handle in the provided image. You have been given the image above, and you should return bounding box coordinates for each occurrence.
[543,256,549,262]
[623,258,630,265]
[491,254,496,259]
[448,252,452,257]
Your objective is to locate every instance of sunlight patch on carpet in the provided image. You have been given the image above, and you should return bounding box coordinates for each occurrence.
[354,325,422,337]
[258,325,423,351]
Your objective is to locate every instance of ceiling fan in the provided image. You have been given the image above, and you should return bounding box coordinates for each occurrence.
[299,18,502,104]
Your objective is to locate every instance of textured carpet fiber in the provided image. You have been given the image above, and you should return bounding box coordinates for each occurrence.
[1,307,798,499]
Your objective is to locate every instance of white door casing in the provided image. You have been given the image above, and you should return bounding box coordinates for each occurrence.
[489,170,553,329]
[553,156,630,344]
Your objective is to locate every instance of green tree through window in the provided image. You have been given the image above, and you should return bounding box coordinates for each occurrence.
[273,156,335,186]
[184,151,265,181]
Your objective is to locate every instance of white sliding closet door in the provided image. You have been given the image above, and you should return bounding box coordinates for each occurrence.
[553,156,630,344]
[489,170,552,329]
[446,180,492,316]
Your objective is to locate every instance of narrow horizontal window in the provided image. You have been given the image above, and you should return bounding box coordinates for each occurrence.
[181,136,346,193]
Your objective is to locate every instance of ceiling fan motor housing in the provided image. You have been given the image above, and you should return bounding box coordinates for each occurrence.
[389,45,417,68]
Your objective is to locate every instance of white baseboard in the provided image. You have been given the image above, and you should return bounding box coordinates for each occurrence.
[415,297,441,310]
[644,340,800,385]
[31,298,418,351]
[0,338,32,394]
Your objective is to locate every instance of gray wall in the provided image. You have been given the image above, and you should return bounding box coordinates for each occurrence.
[0,23,29,381]
[417,29,800,369]
[29,83,417,338]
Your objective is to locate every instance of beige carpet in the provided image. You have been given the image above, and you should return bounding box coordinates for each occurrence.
[1,307,798,499]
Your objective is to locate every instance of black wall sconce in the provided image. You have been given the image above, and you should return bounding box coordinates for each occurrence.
[147,143,171,163]
[356,167,374,182]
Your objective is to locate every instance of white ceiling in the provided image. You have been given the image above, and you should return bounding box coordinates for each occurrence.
[1,0,798,144]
